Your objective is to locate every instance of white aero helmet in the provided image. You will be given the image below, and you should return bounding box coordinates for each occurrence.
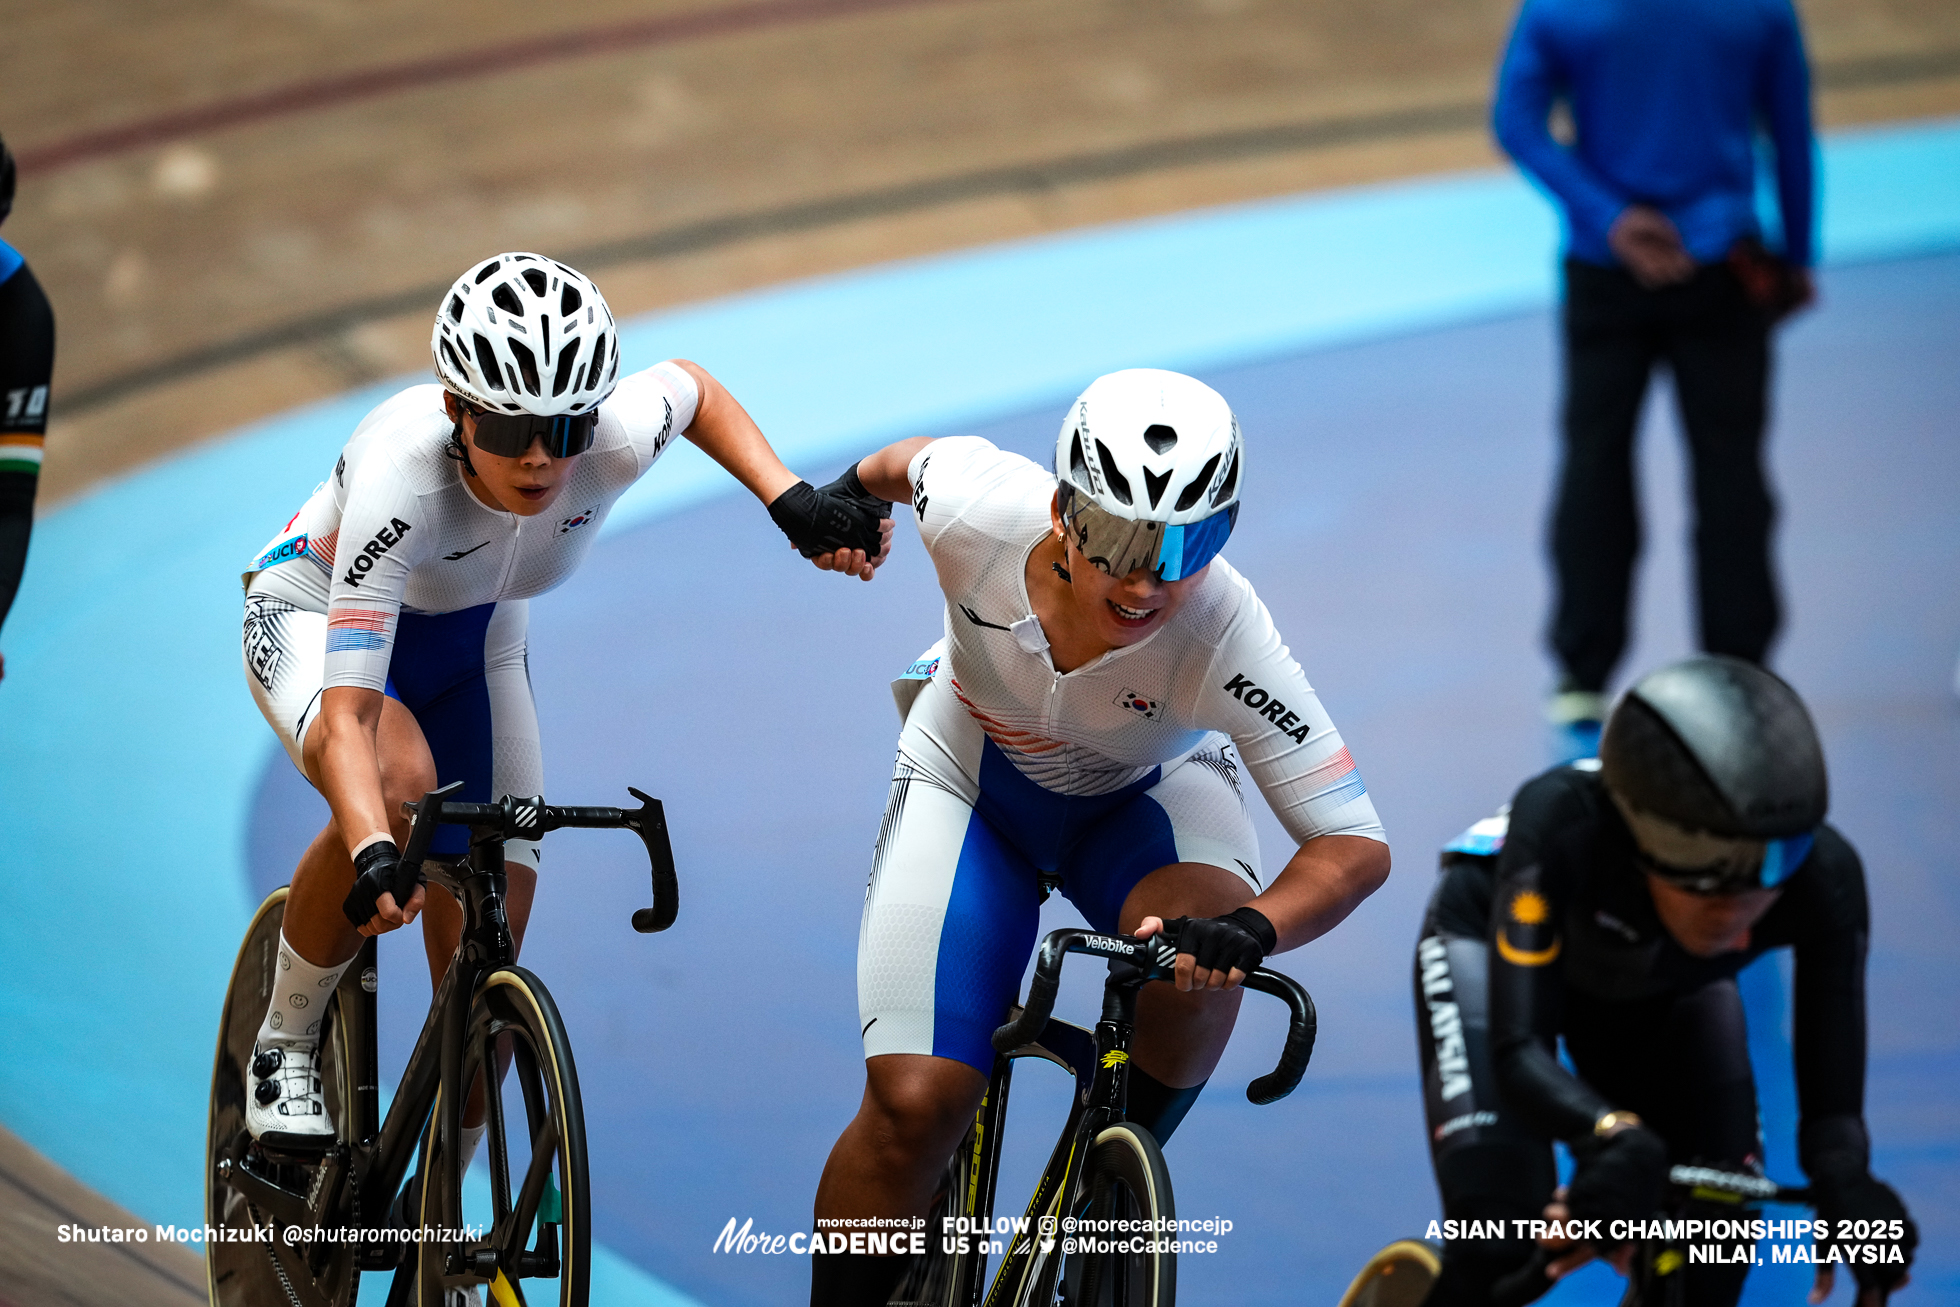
[431,253,618,416]
[1054,368,1243,581]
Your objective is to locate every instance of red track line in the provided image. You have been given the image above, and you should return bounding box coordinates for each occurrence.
[16,0,958,175]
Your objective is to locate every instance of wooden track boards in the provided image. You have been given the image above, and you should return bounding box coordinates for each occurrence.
[0,1121,203,1307]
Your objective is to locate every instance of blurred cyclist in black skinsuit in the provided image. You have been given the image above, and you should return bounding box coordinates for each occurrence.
[1412,656,1915,1306]
[0,133,56,681]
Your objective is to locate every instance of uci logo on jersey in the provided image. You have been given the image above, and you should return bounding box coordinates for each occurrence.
[341,518,413,588]
[1220,673,1313,743]
[253,534,309,571]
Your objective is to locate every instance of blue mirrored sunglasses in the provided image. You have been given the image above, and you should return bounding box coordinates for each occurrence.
[1758,830,1815,888]
[1157,505,1238,581]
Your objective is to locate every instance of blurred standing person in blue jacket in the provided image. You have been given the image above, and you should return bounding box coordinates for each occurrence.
[0,133,57,683]
[1493,0,1816,759]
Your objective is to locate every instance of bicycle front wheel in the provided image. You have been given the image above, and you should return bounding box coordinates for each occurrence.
[1056,1123,1175,1307]
[417,966,590,1307]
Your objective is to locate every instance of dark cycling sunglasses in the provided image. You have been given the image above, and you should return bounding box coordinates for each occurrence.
[1625,810,1816,895]
[463,406,598,459]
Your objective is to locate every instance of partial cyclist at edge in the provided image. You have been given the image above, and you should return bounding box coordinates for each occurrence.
[237,252,892,1158]
[1413,656,1915,1306]
[806,369,1392,1305]
[0,134,56,683]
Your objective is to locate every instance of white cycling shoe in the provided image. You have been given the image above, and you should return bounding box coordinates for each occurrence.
[246,1040,335,1152]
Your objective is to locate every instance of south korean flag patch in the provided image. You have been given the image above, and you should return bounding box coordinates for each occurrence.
[1114,689,1159,720]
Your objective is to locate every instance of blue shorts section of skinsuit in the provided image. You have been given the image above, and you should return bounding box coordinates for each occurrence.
[931,738,1178,1072]
[383,604,500,857]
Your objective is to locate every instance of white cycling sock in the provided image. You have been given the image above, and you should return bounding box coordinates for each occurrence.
[257,931,352,1046]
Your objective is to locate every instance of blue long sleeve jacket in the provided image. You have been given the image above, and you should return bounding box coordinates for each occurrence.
[1492,0,1816,268]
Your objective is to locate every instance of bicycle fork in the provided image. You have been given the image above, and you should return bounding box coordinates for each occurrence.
[983,967,1144,1306]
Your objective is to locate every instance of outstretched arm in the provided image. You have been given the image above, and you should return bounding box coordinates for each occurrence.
[669,358,799,503]
[670,358,892,580]
[853,436,935,504]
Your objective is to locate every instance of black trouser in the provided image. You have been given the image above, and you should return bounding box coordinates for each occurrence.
[1549,258,1778,693]
[1414,867,1762,1306]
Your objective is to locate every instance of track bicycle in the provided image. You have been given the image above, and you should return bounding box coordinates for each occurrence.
[1615,1164,1815,1307]
[205,781,678,1307]
[888,922,1319,1307]
[1354,1164,1821,1307]
[1484,1163,1819,1307]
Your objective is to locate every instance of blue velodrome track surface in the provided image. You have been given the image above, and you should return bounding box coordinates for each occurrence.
[3,118,1957,1305]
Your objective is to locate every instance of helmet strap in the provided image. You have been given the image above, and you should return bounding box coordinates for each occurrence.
[446,418,479,478]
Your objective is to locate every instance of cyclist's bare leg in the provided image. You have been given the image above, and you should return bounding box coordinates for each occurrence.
[283,695,438,968]
[814,1054,987,1222]
[1118,861,1251,1087]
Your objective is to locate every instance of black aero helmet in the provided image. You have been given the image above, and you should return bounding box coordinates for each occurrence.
[1601,656,1827,890]
[0,134,14,227]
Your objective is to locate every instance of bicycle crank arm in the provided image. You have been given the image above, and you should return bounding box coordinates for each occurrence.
[216,1151,315,1227]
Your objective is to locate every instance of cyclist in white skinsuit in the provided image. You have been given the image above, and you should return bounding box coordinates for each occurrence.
[808,370,1391,1306]
[240,254,893,1168]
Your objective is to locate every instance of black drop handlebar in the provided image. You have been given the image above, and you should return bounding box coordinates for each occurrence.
[400,780,679,933]
[990,925,1318,1105]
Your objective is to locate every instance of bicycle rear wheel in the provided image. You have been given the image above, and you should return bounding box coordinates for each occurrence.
[417,966,590,1307]
[206,888,360,1306]
[1056,1123,1174,1307]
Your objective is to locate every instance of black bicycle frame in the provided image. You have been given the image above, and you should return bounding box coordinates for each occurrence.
[215,782,676,1283]
[941,926,1317,1307]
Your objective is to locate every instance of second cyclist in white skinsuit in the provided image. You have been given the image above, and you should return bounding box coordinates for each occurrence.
[809,369,1391,1306]
[239,253,895,1162]
[867,432,1384,1064]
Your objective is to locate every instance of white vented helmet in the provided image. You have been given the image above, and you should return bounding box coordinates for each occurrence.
[1053,369,1243,581]
[431,253,618,416]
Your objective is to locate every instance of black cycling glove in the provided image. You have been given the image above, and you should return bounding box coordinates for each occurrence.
[1167,907,1277,980]
[1565,1124,1668,1242]
[767,463,891,559]
[340,839,424,928]
[1813,1171,1916,1295]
